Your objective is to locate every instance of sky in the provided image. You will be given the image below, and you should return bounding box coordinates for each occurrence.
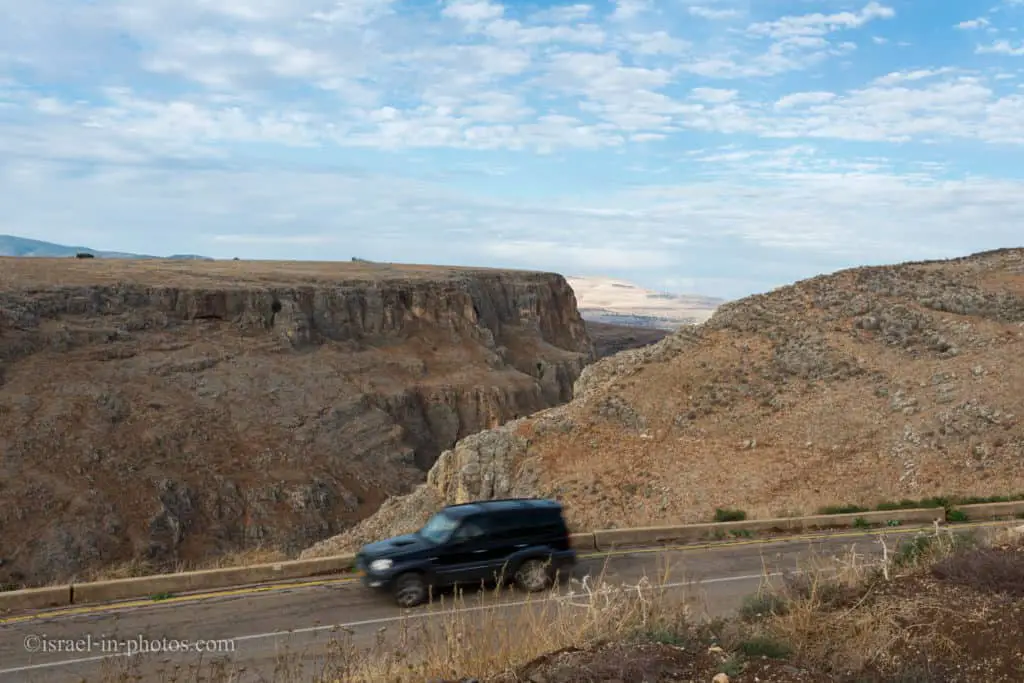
[1,0,1023,300]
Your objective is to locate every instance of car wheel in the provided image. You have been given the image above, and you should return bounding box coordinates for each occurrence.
[393,572,428,608]
[514,558,552,592]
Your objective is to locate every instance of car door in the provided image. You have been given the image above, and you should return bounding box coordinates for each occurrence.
[432,516,492,589]
[481,514,526,581]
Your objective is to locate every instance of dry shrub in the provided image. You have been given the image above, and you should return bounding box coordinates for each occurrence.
[746,527,1007,677]
[930,537,1024,598]
[81,556,158,582]
[185,547,290,571]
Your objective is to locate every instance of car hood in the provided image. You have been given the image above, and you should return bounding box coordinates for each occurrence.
[360,532,432,559]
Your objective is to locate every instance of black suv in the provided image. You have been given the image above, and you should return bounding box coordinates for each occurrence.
[355,498,577,607]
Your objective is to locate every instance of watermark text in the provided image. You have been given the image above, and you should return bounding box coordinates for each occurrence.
[24,634,236,657]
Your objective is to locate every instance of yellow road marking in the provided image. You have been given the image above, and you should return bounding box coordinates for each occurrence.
[0,520,1012,626]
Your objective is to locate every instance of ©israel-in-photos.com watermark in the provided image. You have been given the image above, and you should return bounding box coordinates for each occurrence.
[24,633,237,657]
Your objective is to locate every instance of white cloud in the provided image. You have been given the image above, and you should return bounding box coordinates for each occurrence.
[978,40,1024,56]
[690,87,738,103]
[678,2,895,79]
[688,6,741,21]
[442,0,503,24]
[774,91,836,109]
[610,0,647,21]
[746,2,895,41]
[872,67,957,85]
[956,17,990,30]
[528,4,593,23]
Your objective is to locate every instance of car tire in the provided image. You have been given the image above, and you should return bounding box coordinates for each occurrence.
[514,558,552,592]
[393,572,428,608]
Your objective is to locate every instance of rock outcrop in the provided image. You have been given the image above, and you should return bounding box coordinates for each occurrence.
[303,248,1024,556]
[0,258,594,586]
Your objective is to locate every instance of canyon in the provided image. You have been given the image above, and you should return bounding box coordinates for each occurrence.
[0,257,617,586]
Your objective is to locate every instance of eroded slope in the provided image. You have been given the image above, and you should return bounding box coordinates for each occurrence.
[0,258,594,585]
[304,248,1024,556]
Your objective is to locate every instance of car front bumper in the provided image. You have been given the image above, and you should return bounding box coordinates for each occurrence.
[360,571,394,590]
[355,557,398,591]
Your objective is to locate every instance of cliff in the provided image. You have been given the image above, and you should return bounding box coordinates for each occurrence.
[303,248,1024,557]
[0,258,594,586]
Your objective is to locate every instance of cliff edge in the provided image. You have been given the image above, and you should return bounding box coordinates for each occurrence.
[0,258,594,586]
[303,248,1024,557]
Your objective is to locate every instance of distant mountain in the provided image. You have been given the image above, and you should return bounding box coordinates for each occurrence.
[566,275,726,330]
[0,235,212,260]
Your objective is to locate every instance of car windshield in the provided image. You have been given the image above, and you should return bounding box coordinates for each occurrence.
[417,512,459,544]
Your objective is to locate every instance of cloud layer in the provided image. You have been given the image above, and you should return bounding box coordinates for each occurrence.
[2,0,1023,298]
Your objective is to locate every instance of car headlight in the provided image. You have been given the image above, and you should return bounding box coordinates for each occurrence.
[369,559,393,572]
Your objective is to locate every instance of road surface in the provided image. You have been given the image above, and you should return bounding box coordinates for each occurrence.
[0,522,1007,682]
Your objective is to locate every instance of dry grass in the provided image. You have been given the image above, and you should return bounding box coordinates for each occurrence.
[79,548,293,583]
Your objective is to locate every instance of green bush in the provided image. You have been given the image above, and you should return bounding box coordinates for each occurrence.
[819,504,870,515]
[738,636,792,659]
[947,509,969,523]
[714,507,747,522]
[739,592,789,620]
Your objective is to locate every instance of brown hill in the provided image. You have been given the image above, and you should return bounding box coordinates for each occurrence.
[304,248,1024,556]
[0,257,595,586]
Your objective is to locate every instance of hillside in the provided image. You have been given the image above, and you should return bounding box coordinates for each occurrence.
[304,248,1024,556]
[0,257,595,586]
[566,275,725,329]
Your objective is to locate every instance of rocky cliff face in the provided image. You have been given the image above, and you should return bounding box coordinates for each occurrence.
[303,248,1024,557]
[0,258,594,586]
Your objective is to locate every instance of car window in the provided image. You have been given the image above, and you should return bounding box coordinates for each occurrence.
[452,519,485,542]
[418,512,459,544]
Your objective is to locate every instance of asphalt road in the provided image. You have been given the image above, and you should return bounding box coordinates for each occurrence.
[0,523,1008,682]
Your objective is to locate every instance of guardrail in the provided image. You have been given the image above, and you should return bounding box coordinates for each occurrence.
[2,502,1020,613]
[952,500,1024,521]
[588,507,943,549]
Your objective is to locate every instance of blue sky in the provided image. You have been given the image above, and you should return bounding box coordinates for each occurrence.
[1,0,1023,299]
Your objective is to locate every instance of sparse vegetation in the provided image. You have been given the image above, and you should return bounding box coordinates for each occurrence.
[817,504,870,515]
[947,509,969,522]
[714,507,747,522]
[738,635,792,659]
[739,591,789,620]
[872,493,1024,516]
